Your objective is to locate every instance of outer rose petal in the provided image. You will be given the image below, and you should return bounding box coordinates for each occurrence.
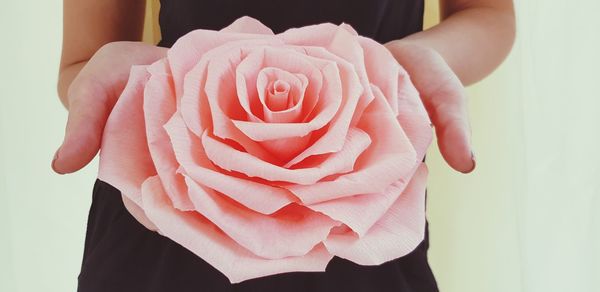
[220,16,275,35]
[279,22,341,48]
[185,176,340,259]
[323,163,429,264]
[377,83,432,161]
[306,163,420,237]
[140,175,335,284]
[98,65,154,206]
[357,36,401,116]
[322,26,376,128]
[143,59,194,210]
[357,36,433,160]
[121,195,158,231]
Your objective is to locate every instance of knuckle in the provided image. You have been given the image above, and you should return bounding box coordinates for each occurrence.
[66,78,106,111]
[67,78,99,101]
[95,41,134,57]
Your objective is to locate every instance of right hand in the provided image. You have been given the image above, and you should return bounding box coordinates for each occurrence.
[385,41,476,173]
[52,41,167,174]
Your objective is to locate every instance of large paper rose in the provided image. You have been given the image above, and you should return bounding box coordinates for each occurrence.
[98,16,433,283]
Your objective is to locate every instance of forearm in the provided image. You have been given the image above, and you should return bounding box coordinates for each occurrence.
[58,0,146,108]
[387,1,516,85]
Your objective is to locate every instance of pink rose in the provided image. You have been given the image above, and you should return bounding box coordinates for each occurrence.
[98,16,432,283]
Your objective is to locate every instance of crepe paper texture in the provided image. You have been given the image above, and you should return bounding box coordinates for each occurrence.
[98,16,433,283]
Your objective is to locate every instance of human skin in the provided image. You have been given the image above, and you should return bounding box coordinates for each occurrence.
[53,0,515,175]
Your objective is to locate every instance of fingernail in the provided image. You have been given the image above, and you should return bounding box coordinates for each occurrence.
[52,148,64,175]
[469,150,476,172]
[460,150,476,174]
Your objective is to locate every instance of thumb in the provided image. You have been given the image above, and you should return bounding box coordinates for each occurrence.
[425,77,475,173]
[52,87,111,174]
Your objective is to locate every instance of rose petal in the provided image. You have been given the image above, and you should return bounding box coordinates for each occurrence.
[121,194,158,231]
[140,175,334,284]
[143,59,195,210]
[253,69,314,160]
[236,49,322,125]
[168,30,277,99]
[395,74,432,161]
[377,83,432,161]
[184,176,340,259]
[357,36,401,115]
[164,112,297,214]
[324,27,376,128]
[180,40,283,164]
[256,68,308,123]
[180,38,284,135]
[220,16,275,35]
[98,65,154,205]
[356,36,432,159]
[279,22,340,47]
[306,164,420,237]
[338,23,359,36]
[282,47,365,168]
[179,56,212,136]
[264,78,293,112]
[202,127,371,185]
[323,163,428,265]
[285,84,417,204]
[230,47,341,141]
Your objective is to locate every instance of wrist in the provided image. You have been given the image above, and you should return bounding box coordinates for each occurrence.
[384,40,444,66]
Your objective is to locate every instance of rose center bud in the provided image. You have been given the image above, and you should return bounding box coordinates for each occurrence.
[267,79,292,111]
[256,67,308,124]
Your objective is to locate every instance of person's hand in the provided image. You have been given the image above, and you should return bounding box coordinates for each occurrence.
[384,41,476,173]
[52,41,167,174]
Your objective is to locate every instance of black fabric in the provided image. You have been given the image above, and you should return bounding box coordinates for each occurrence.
[157,0,425,47]
[77,181,437,292]
[78,1,439,291]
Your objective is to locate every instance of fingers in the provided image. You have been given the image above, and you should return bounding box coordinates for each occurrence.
[425,75,475,173]
[51,43,169,174]
[52,83,110,174]
[384,42,475,173]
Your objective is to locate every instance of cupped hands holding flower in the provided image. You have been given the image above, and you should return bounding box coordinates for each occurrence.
[52,16,475,283]
[52,22,474,176]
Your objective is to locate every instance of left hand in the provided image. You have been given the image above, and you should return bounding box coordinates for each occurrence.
[385,41,475,173]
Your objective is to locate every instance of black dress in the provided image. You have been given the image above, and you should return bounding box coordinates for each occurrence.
[77,1,439,291]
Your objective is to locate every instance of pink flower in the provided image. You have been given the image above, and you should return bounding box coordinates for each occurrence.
[98,16,433,283]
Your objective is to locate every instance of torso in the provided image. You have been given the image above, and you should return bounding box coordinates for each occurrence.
[77,2,438,291]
